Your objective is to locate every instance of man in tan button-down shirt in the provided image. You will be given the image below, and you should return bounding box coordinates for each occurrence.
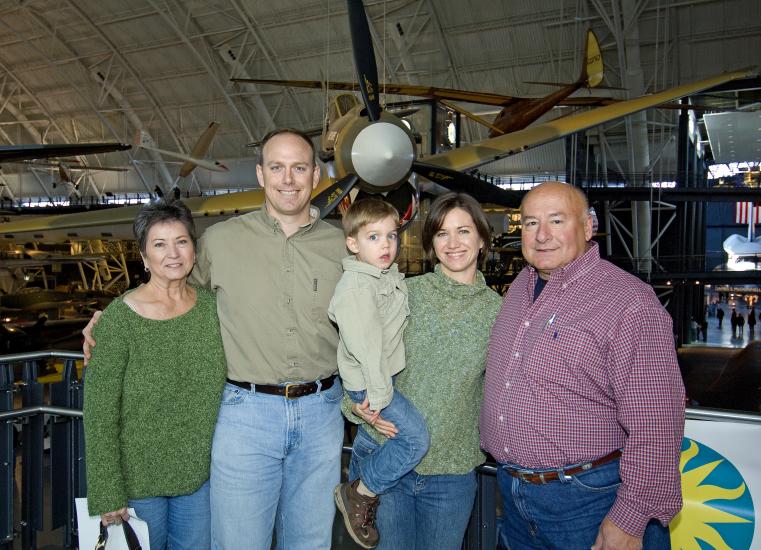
[84,129,347,549]
[191,129,347,550]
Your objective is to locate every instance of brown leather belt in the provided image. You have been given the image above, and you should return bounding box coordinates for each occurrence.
[226,376,335,399]
[503,449,622,484]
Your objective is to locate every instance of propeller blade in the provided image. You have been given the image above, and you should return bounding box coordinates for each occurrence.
[313,174,360,218]
[411,161,522,207]
[346,0,381,121]
[384,182,419,232]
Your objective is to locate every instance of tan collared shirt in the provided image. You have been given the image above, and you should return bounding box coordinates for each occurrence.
[191,206,347,384]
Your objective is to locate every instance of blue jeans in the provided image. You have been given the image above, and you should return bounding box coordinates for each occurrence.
[496,458,671,549]
[210,379,344,550]
[349,426,476,550]
[129,479,210,550]
[346,388,430,494]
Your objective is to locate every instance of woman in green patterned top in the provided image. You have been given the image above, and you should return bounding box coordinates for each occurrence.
[83,199,226,550]
[347,193,502,550]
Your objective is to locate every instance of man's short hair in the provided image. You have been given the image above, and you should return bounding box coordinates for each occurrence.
[342,198,400,238]
[422,192,492,264]
[257,128,316,166]
[133,198,196,254]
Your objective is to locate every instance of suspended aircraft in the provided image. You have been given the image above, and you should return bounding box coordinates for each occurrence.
[0,0,754,243]
[135,122,228,175]
[0,142,131,163]
[234,29,608,139]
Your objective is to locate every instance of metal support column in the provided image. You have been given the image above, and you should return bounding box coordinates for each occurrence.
[50,359,85,549]
[463,465,497,550]
[20,362,43,550]
[0,363,14,549]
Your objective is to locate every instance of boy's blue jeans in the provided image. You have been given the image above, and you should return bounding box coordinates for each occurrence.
[346,387,430,495]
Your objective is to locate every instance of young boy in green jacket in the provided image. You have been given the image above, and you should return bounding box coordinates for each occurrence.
[328,198,429,549]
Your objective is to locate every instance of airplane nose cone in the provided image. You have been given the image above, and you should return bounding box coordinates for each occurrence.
[351,122,414,189]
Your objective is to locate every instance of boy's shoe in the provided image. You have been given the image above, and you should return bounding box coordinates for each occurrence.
[334,480,379,549]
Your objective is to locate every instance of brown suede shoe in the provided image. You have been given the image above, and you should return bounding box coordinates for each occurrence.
[334,480,379,549]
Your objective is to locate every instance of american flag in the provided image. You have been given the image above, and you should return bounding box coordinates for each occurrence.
[735,201,761,224]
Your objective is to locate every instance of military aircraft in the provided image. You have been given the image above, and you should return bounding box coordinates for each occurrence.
[233,28,608,139]
[0,0,753,243]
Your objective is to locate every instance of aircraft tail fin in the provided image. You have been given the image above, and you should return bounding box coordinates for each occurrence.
[580,30,603,88]
[136,129,157,149]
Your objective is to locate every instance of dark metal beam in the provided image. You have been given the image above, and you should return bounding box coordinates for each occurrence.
[585,187,761,202]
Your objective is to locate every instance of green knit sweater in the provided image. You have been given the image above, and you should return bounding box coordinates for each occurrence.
[345,266,502,475]
[83,286,227,515]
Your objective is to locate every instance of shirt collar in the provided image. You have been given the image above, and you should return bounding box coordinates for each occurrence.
[527,241,601,288]
[342,256,403,280]
[258,204,320,234]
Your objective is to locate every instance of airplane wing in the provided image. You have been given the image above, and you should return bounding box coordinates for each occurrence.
[0,189,265,243]
[423,68,756,171]
[0,143,131,162]
[0,177,341,243]
[232,77,526,106]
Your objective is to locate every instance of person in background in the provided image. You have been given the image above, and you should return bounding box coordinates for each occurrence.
[328,198,429,549]
[83,199,227,550]
[347,192,502,550]
[482,181,684,550]
[748,307,756,335]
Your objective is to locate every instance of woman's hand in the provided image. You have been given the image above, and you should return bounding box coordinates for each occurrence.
[352,397,399,438]
[100,507,130,526]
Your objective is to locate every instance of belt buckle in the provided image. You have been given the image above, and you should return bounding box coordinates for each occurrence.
[284,383,299,399]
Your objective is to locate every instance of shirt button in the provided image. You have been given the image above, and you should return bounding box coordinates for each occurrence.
[285,266,293,272]
[285,296,291,304]
[513,352,520,358]
[562,283,567,289]
[506,382,511,388]
[523,321,530,327]
[504,447,509,454]
[288,361,296,367]
[499,415,504,422]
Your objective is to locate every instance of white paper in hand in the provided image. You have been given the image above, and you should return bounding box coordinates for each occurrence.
[75,498,150,550]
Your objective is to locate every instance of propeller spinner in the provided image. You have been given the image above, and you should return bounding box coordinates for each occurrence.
[312,0,521,218]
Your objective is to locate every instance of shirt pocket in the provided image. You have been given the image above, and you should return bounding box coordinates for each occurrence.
[527,323,602,393]
[310,271,333,322]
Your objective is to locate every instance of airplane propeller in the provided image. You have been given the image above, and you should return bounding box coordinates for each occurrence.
[310,0,520,220]
[347,0,381,122]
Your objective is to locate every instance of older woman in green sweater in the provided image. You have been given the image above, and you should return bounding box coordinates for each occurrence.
[348,193,502,550]
[83,199,226,550]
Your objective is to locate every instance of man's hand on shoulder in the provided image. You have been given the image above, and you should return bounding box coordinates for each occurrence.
[82,310,102,366]
[591,518,642,550]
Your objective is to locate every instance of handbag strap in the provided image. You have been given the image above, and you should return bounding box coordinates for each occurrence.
[95,520,143,550]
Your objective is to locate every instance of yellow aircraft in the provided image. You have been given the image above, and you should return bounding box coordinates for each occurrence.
[0,0,754,243]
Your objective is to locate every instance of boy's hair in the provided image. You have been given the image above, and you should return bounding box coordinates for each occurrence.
[342,198,400,237]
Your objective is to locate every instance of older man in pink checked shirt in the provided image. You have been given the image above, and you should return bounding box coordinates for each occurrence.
[481,182,684,550]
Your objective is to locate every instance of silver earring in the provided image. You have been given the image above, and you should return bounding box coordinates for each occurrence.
[144,265,149,272]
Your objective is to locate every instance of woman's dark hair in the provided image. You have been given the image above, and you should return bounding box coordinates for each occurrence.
[421,192,491,264]
[133,198,196,254]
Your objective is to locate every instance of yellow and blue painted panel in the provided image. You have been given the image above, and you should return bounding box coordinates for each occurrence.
[675,420,759,549]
